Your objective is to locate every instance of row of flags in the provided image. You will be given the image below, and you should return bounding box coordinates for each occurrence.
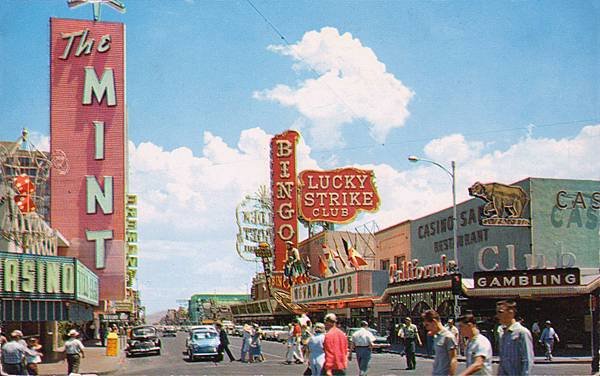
[318,238,368,277]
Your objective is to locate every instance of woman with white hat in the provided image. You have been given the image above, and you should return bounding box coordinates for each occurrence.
[64,329,85,374]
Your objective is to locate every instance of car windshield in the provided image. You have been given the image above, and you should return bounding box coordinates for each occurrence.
[133,327,156,336]
[193,331,217,340]
[369,329,381,336]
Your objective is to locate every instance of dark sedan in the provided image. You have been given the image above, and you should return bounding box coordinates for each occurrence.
[126,326,162,357]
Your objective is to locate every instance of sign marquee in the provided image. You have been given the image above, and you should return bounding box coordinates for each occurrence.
[474,268,580,289]
[270,131,299,271]
[50,18,126,301]
[298,168,380,223]
[292,273,358,303]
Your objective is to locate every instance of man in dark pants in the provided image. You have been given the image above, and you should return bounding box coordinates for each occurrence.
[399,317,422,370]
[215,322,236,362]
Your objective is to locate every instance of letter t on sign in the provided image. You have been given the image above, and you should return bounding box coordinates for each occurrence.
[86,230,113,269]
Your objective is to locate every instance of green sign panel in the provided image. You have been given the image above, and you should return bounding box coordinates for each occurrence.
[0,253,99,306]
[76,260,99,305]
[530,178,600,268]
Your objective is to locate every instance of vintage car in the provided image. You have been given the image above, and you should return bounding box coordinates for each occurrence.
[162,326,177,337]
[346,327,391,353]
[186,329,221,361]
[126,326,161,357]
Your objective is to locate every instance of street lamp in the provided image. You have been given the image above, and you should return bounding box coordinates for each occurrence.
[408,155,460,319]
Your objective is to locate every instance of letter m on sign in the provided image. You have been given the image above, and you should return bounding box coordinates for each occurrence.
[83,67,116,106]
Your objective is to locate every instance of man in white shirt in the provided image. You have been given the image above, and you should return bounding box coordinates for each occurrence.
[457,314,492,376]
[350,321,376,376]
[64,329,85,375]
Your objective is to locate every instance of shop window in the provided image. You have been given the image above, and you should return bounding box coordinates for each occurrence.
[394,256,405,266]
[380,259,390,271]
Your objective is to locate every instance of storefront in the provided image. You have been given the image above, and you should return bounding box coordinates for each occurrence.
[380,177,599,355]
[292,270,388,329]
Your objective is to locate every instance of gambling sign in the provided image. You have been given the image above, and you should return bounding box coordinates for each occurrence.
[298,168,380,223]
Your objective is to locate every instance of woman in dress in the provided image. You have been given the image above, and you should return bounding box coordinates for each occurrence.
[240,324,253,363]
[306,323,326,376]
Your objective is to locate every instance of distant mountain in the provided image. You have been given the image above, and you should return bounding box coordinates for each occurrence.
[145,310,167,324]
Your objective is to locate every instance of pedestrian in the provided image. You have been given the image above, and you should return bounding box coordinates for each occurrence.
[64,329,86,375]
[496,300,534,376]
[240,324,252,363]
[457,313,492,376]
[399,317,422,370]
[323,313,348,376]
[293,319,305,364]
[349,320,376,376]
[422,309,458,376]
[25,337,43,375]
[1,330,39,376]
[99,324,106,347]
[446,319,462,355]
[539,320,559,361]
[301,323,312,362]
[250,323,264,362]
[215,322,235,362]
[0,329,7,348]
[307,322,326,376]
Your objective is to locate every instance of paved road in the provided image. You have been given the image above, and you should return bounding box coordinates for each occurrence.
[119,332,592,375]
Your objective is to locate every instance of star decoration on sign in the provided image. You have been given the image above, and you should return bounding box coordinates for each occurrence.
[67,0,126,22]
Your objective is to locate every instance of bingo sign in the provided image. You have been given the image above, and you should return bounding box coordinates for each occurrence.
[298,168,380,223]
[50,18,126,301]
[270,131,300,271]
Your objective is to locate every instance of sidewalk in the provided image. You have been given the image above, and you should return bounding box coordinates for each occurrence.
[387,343,592,364]
[38,340,125,376]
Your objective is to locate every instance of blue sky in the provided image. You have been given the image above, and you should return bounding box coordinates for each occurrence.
[1,1,598,314]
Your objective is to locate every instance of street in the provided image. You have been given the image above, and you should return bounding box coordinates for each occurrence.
[119,332,592,375]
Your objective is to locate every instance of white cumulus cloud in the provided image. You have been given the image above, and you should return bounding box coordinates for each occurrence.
[254,27,414,147]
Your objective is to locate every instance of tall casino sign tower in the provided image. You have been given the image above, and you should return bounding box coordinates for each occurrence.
[50,17,126,301]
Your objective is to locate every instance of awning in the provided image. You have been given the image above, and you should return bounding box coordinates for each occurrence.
[378,278,452,303]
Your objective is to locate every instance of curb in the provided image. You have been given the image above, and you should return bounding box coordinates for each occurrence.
[387,350,591,364]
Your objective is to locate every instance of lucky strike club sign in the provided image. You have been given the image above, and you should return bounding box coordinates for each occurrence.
[298,168,379,223]
[50,18,126,301]
[270,130,380,272]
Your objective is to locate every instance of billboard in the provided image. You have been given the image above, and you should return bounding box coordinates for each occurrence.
[270,130,299,271]
[298,167,380,223]
[50,18,126,301]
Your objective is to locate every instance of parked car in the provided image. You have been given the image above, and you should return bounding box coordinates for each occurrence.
[186,329,221,362]
[126,326,161,357]
[346,327,390,352]
[264,325,285,341]
[162,326,177,337]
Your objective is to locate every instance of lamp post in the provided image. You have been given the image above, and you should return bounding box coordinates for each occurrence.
[408,156,460,319]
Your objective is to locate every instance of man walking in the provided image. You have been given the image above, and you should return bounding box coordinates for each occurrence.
[399,317,422,370]
[2,330,39,376]
[350,321,376,376]
[323,313,348,376]
[64,329,85,375]
[215,322,236,362]
[422,309,458,376]
[496,300,534,376]
[457,314,492,376]
[539,320,559,361]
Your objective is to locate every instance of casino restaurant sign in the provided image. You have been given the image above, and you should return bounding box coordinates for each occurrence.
[0,252,99,321]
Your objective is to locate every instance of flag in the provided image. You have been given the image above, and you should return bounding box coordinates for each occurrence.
[342,238,368,269]
[323,243,347,268]
[318,255,328,277]
[324,252,339,274]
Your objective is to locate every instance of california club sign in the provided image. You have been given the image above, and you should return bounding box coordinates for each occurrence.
[298,168,380,223]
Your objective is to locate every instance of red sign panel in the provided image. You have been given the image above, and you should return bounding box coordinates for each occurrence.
[298,168,380,223]
[271,130,299,272]
[50,18,126,301]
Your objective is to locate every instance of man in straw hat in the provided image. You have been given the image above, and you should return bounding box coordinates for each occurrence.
[1,330,39,375]
[64,329,85,374]
[323,313,348,376]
